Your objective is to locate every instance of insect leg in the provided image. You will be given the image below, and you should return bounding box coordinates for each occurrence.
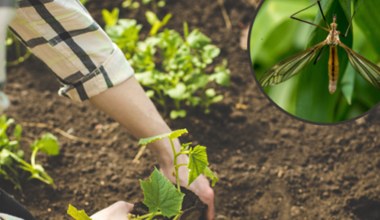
[290,0,330,32]
[313,46,325,65]
[344,0,362,37]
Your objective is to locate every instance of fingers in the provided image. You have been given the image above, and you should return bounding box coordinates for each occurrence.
[189,175,215,220]
[90,201,134,220]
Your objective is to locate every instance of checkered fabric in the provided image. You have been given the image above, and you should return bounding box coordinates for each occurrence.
[9,0,134,101]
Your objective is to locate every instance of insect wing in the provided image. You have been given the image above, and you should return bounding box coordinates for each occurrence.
[339,41,380,88]
[260,41,326,87]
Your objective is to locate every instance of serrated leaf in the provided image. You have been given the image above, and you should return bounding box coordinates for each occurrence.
[67,204,92,220]
[32,133,60,156]
[140,168,184,217]
[188,145,208,186]
[204,166,219,187]
[138,129,188,146]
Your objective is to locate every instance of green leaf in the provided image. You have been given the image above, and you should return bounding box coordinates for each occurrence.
[138,129,188,146]
[186,30,211,49]
[32,133,60,156]
[354,0,380,55]
[170,110,187,119]
[210,60,231,86]
[204,166,219,187]
[146,11,159,25]
[13,124,22,140]
[146,11,172,36]
[157,0,166,7]
[205,88,216,97]
[167,83,187,100]
[341,64,355,105]
[140,168,184,217]
[0,149,12,166]
[67,204,92,220]
[102,8,119,27]
[188,145,208,186]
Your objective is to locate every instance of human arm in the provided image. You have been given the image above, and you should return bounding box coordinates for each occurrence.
[89,76,215,220]
[9,1,215,218]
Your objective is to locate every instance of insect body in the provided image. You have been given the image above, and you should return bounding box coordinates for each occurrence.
[260,4,380,94]
[326,16,340,93]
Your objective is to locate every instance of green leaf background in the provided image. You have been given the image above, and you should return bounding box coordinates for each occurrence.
[250,0,380,123]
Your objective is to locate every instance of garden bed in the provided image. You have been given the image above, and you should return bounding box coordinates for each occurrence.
[3,0,380,219]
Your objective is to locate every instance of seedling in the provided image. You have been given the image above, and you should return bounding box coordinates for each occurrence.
[122,0,167,11]
[68,129,218,220]
[0,115,60,189]
[103,10,230,119]
[130,129,218,219]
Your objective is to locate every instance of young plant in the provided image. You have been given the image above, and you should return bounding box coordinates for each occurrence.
[131,129,218,219]
[103,10,231,119]
[67,129,218,220]
[0,115,60,189]
[122,0,167,11]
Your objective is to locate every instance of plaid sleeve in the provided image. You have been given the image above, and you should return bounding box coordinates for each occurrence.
[9,0,134,102]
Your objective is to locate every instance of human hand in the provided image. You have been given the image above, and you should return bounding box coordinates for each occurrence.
[90,201,134,220]
[160,154,215,220]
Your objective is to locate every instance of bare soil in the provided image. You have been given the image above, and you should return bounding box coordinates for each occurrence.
[2,0,380,220]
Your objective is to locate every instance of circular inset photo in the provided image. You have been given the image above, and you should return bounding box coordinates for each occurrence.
[249,0,380,124]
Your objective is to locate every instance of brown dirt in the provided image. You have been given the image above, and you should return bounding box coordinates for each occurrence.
[2,0,380,220]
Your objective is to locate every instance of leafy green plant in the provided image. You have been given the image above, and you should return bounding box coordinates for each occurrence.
[103,10,230,119]
[68,129,218,220]
[129,129,218,219]
[122,0,167,10]
[0,115,60,189]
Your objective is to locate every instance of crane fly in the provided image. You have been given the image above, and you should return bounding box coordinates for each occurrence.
[259,0,380,94]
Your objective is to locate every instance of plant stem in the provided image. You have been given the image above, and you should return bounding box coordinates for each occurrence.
[30,147,38,167]
[133,211,162,220]
[173,212,183,220]
[169,138,181,191]
[174,163,187,169]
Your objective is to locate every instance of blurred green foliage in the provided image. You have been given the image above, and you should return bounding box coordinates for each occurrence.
[103,9,230,119]
[250,0,380,123]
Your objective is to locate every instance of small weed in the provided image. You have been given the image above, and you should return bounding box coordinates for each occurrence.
[0,115,60,189]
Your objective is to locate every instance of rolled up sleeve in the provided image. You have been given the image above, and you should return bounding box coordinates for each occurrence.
[10,0,134,102]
